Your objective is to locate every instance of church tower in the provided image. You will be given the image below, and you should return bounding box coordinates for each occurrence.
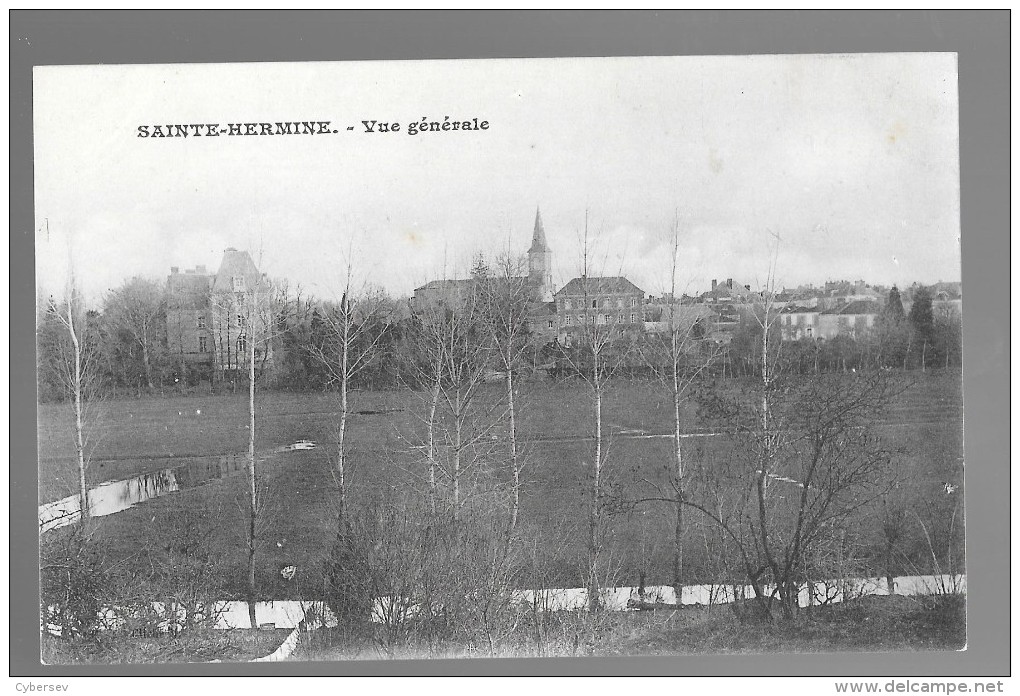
[528,208,554,302]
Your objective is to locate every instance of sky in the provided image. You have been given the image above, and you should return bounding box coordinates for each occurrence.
[34,53,961,305]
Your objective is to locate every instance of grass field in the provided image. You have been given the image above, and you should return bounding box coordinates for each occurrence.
[38,369,965,601]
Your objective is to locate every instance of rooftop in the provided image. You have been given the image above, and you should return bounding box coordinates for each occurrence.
[556,276,645,297]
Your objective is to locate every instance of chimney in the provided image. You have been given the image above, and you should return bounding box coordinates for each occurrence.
[171,266,179,274]
[711,279,717,291]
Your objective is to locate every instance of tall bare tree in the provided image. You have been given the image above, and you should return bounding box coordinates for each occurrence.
[407,270,499,523]
[557,212,633,612]
[635,215,721,604]
[44,261,103,520]
[215,252,288,629]
[312,261,393,526]
[407,295,450,514]
[477,253,533,540]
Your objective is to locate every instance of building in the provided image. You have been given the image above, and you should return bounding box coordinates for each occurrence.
[554,275,646,342]
[779,304,821,341]
[700,278,756,304]
[527,209,555,302]
[816,300,882,340]
[166,264,213,373]
[411,208,556,311]
[166,248,274,381]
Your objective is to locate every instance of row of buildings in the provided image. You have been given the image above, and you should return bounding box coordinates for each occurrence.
[166,210,962,376]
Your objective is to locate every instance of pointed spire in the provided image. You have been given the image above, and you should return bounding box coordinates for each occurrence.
[530,207,549,252]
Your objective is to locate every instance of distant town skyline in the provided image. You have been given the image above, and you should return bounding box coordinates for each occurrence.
[34,54,961,305]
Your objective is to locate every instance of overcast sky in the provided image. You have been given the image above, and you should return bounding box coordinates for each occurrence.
[34,53,960,305]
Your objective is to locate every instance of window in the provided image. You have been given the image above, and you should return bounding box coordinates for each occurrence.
[592,299,597,309]
[237,313,245,327]
[785,315,792,325]
[630,313,637,323]
[232,276,246,292]
[198,336,207,353]
[617,298,625,309]
[237,335,247,356]
[197,314,206,329]
[566,315,573,326]
[547,319,554,329]
[619,313,624,323]
[630,297,637,307]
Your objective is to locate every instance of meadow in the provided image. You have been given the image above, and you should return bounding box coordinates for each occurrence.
[38,369,965,602]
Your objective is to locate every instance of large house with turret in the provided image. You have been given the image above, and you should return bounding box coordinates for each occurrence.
[166,248,273,382]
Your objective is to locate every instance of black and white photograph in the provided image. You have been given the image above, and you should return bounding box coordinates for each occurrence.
[33,50,967,665]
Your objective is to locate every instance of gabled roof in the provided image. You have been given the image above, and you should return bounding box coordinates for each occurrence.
[555,276,645,297]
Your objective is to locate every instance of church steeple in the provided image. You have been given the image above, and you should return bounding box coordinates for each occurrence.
[528,206,554,301]
[529,208,549,253]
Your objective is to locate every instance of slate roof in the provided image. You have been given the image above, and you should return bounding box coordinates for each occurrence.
[415,278,476,292]
[820,300,883,316]
[780,304,818,314]
[555,276,645,297]
[211,248,266,294]
[167,271,212,309]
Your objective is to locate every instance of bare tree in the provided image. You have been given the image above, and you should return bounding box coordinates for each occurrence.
[44,261,104,520]
[312,257,394,526]
[477,253,533,540]
[556,212,634,612]
[103,276,166,390]
[635,215,722,604]
[406,296,450,514]
[438,291,496,523]
[406,271,501,523]
[211,251,288,629]
[683,259,903,621]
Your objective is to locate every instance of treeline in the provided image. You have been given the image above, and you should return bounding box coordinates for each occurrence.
[37,275,962,404]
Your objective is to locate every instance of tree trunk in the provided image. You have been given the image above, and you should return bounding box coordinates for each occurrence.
[885,539,896,595]
[426,376,440,516]
[671,378,685,604]
[587,380,603,613]
[69,304,89,520]
[336,316,350,524]
[506,361,520,540]
[247,331,258,630]
[452,389,462,523]
[141,334,154,389]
